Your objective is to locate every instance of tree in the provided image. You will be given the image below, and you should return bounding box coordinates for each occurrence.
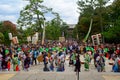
[0,21,17,34]
[0,32,4,43]
[104,18,120,43]
[75,0,110,42]
[45,21,61,40]
[0,21,17,45]
[17,27,35,44]
[103,0,120,43]
[60,22,69,38]
[76,0,95,41]
[17,0,52,32]
[45,13,69,40]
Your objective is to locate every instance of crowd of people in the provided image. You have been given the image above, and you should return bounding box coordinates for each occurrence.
[0,41,67,72]
[0,41,120,73]
[69,43,120,72]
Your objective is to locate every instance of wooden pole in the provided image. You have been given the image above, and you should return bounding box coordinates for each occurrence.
[42,18,45,45]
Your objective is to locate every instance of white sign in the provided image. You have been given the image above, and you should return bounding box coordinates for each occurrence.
[59,37,65,42]
[91,35,97,46]
[91,33,102,45]
[8,33,12,40]
[32,32,39,44]
[96,34,102,45]
[12,36,19,44]
[27,36,31,42]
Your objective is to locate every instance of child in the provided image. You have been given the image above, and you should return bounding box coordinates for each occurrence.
[7,59,11,71]
[49,54,54,71]
[24,53,30,71]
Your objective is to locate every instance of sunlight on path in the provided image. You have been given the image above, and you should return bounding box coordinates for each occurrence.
[103,75,120,80]
[0,74,15,80]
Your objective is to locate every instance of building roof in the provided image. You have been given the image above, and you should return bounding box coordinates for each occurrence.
[68,24,76,29]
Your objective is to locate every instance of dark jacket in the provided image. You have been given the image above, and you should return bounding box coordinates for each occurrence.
[75,55,81,72]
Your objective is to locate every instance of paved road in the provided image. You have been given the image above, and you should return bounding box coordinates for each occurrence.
[0,55,120,80]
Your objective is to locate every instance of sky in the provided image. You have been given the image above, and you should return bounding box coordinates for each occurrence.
[0,0,113,25]
[0,0,79,25]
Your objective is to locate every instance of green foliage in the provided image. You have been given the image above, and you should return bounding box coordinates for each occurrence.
[17,0,55,43]
[0,32,4,43]
[3,31,11,45]
[45,13,69,40]
[75,0,115,43]
[46,22,61,40]
[73,25,78,39]
[60,22,69,38]
[0,21,17,34]
[76,0,95,41]
[102,0,120,43]
[103,17,120,43]
[17,0,70,42]
[0,21,17,45]
[17,0,52,32]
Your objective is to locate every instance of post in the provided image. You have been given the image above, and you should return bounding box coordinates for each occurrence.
[42,18,46,45]
[8,33,13,46]
[99,0,105,44]
[83,18,93,42]
[77,70,79,80]
[62,32,64,37]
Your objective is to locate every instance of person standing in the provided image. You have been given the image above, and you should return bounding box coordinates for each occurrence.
[108,46,114,60]
[118,56,120,72]
[12,54,18,71]
[112,55,119,72]
[49,52,54,71]
[75,54,81,72]
[94,50,99,68]
[33,48,38,65]
[71,50,76,66]
[96,54,105,72]
[24,53,30,71]
[0,52,3,71]
[7,59,11,71]
[75,54,81,80]
[43,51,49,71]
[84,51,90,71]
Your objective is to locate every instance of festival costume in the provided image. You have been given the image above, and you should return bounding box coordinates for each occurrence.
[12,57,18,71]
[84,53,90,70]
[7,61,10,71]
